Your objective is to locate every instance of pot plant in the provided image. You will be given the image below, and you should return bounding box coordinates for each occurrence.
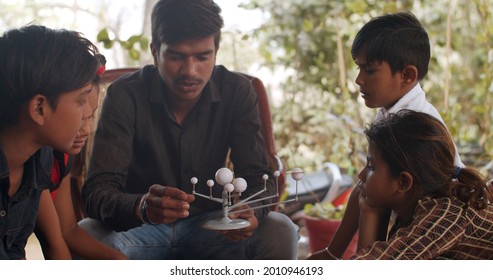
[303,199,358,260]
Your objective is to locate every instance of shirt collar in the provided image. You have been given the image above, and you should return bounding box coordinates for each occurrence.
[0,146,8,180]
[0,146,54,200]
[23,150,54,193]
[377,83,425,120]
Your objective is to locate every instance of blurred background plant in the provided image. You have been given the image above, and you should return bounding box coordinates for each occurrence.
[1,0,492,178]
[304,201,346,220]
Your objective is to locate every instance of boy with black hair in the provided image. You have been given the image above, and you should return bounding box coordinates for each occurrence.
[0,24,100,259]
[308,12,463,260]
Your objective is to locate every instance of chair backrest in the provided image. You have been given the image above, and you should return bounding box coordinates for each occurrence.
[71,68,286,217]
[234,72,286,209]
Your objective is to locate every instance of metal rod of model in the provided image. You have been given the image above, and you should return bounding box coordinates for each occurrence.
[190,167,304,230]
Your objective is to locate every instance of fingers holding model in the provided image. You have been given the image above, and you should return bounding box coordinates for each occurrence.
[138,185,195,224]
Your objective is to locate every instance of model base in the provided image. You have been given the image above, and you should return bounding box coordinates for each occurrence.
[202,217,251,230]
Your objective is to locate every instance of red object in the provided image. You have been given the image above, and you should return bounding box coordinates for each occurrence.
[50,152,70,200]
[332,187,353,207]
[303,215,358,259]
[96,64,106,77]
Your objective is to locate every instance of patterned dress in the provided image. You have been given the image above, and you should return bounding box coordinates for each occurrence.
[353,196,493,259]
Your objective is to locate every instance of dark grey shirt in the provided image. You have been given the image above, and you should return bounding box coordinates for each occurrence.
[0,147,53,259]
[82,65,275,231]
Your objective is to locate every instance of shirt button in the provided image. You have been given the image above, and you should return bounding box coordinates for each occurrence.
[0,210,6,217]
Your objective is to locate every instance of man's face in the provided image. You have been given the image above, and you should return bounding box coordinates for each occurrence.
[153,36,217,103]
[354,51,406,110]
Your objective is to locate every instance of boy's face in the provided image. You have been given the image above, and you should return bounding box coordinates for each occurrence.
[152,36,216,105]
[41,83,93,152]
[354,52,407,110]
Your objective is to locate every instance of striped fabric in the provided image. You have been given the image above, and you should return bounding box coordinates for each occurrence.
[352,196,493,259]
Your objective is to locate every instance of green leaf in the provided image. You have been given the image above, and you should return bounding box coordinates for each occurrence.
[96,28,110,42]
[102,40,114,49]
[128,48,140,60]
[303,19,314,31]
[139,38,149,50]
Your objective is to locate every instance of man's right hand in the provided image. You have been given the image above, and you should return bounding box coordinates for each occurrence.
[142,184,195,224]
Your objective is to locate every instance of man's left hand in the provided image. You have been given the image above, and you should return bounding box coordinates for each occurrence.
[219,204,258,241]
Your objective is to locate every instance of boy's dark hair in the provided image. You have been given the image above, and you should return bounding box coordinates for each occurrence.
[351,12,430,81]
[366,110,492,210]
[0,25,100,130]
[151,0,224,51]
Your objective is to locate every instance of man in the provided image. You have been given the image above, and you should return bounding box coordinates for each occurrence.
[81,0,298,259]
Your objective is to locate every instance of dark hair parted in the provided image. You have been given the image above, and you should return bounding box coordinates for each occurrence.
[365,110,492,210]
[151,0,224,51]
[352,12,430,81]
[0,25,100,129]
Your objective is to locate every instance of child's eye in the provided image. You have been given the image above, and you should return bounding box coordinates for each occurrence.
[83,113,95,121]
[364,67,375,74]
[78,98,88,106]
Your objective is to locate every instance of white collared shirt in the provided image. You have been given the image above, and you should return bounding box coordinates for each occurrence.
[375,83,464,167]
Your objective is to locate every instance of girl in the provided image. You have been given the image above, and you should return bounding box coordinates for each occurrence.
[352,110,493,259]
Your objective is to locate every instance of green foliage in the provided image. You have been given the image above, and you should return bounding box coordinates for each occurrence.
[97,28,149,61]
[304,201,345,220]
[246,0,493,175]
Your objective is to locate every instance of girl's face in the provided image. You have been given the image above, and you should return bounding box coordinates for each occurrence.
[68,85,100,155]
[357,145,401,209]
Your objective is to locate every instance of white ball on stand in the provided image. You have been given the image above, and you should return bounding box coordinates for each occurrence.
[224,183,234,193]
[215,167,234,185]
[232,177,247,193]
[290,167,304,181]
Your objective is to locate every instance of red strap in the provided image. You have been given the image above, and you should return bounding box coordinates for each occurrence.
[50,152,70,200]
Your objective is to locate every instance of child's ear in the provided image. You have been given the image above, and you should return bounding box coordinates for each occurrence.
[28,94,48,126]
[397,171,414,193]
[150,44,158,65]
[402,65,418,85]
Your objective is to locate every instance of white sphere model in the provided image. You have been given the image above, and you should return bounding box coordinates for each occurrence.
[290,167,304,180]
[224,183,234,193]
[273,171,280,177]
[215,167,234,185]
[207,179,215,188]
[232,177,247,193]
[190,177,198,185]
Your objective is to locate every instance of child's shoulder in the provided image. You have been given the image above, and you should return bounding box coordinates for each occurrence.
[383,84,444,122]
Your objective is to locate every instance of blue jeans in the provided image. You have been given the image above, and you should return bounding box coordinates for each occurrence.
[79,211,299,259]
